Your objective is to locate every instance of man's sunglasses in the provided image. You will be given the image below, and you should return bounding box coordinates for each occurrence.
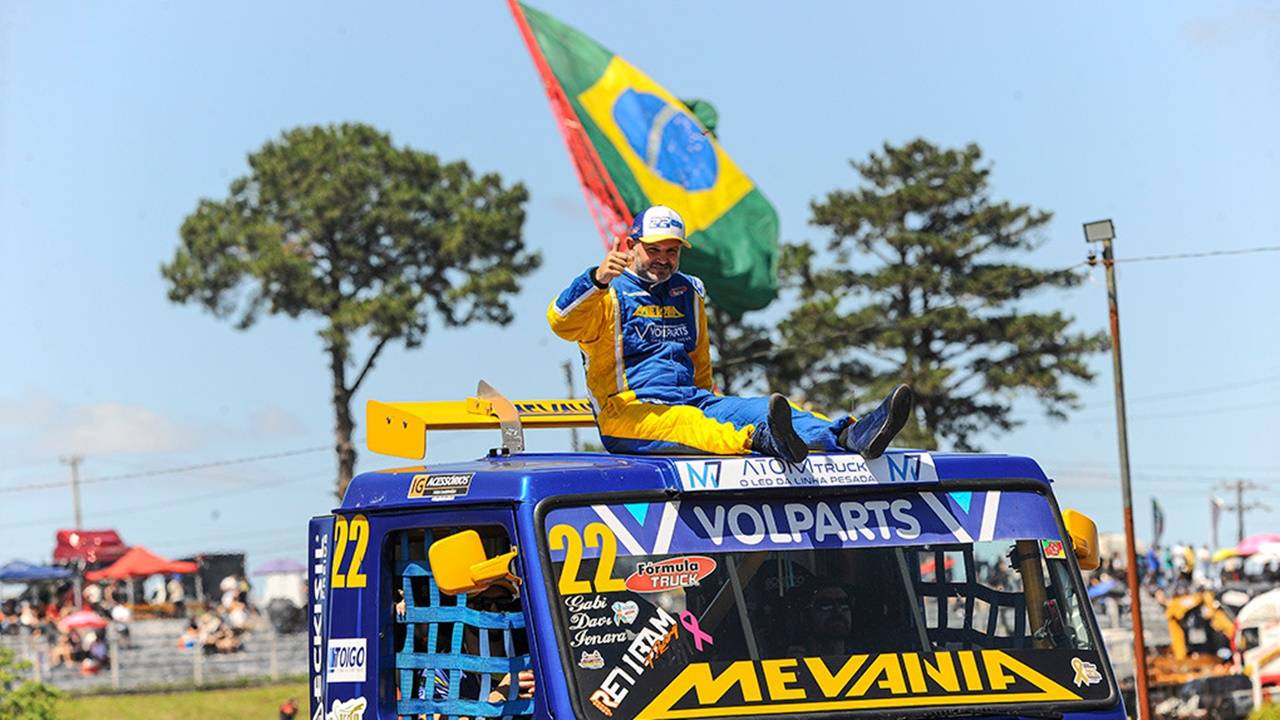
[811,598,852,612]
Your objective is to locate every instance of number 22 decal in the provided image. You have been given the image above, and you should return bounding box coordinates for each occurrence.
[548,522,625,594]
[331,514,369,589]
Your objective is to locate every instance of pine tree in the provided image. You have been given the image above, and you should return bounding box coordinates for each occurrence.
[766,139,1105,450]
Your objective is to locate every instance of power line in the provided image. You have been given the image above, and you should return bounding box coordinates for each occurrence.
[1220,480,1270,544]
[1025,374,1280,420]
[720,261,1090,368]
[1038,457,1280,473]
[1051,468,1275,485]
[0,444,331,494]
[8,468,324,529]
[723,243,1280,369]
[1124,374,1280,404]
[1113,245,1280,265]
[1022,398,1280,425]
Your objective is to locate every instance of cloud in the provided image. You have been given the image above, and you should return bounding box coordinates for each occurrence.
[57,402,191,455]
[0,391,197,459]
[550,193,586,219]
[1183,4,1280,49]
[249,405,305,437]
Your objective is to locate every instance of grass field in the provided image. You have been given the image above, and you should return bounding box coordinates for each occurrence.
[60,681,309,719]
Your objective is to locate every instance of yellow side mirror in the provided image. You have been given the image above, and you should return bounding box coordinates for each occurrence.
[428,530,520,596]
[1063,509,1100,571]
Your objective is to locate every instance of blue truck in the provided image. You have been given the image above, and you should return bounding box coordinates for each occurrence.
[308,382,1122,720]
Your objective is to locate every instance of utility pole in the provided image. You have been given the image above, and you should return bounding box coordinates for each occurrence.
[1220,480,1268,545]
[561,360,581,452]
[60,454,84,529]
[1084,220,1151,720]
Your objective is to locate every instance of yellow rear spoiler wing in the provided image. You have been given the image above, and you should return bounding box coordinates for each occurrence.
[367,380,596,459]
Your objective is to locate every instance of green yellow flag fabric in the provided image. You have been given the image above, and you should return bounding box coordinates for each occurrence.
[517,2,779,316]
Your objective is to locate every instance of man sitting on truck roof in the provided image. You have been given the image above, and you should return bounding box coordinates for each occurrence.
[548,205,913,463]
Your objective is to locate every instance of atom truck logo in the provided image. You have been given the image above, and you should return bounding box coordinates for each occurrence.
[682,461,721,489]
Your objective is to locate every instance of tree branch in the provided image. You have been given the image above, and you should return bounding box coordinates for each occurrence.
[348,334,394,396]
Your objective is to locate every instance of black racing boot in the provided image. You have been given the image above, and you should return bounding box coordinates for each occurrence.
[751,394,809,464]
[837,385,914,460]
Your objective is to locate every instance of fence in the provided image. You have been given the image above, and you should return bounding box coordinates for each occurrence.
[1,617,307,694]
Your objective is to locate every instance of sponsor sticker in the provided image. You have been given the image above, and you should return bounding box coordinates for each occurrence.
[1072,657,1103,686]
[325,697,367,720]
[635,649,1090,719]
[635,323,691,343]
[309,519,331,720]
[670,285,687,297]
[612,600,639,625]
[407,473,473,501]
[565,595,634,647]
[1042,539,1067,560]
[579,650,606,670]
[589,608,680,716]
[633,305,684,319]
[513,400,593,417]
[675,452,938,492]
[326,638,367,683]
[625,556,716,593]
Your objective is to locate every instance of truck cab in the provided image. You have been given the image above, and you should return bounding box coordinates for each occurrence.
[308,384,1122,720]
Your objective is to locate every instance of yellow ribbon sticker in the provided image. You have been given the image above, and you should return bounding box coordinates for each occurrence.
[1071,657,1102,687]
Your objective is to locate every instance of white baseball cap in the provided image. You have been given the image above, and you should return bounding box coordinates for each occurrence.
[627,205,691,248]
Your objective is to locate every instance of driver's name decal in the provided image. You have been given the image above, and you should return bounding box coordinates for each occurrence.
[634,649,1083,720]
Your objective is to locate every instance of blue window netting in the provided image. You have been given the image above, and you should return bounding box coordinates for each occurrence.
[396,530,534,720]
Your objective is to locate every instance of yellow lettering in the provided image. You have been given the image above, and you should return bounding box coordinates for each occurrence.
[980,650,1080,701]
[921,652,961,693]
[636,662,761,720]
[983,650,1016,691]
[958,650,984,691]
[804,655,867,698]
[637,652,1085,720]
[762,659,804,701]
[633,305,685,319]
[847,654,906,697]
[902,653,926,694]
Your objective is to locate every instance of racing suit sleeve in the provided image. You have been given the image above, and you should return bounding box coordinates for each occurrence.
[692,292,715,391]
[547,267,609,343]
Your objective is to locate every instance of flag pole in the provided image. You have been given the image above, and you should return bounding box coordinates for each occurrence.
[507,0,632,248]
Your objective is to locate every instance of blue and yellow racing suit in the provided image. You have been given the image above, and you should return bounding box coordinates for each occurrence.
[548,267,850,454]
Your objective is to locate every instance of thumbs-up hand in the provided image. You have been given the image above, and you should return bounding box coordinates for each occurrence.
[594,235,633,285]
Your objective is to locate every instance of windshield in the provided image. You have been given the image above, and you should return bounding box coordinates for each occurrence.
[542,488,1112,720]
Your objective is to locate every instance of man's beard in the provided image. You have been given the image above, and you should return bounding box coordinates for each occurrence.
[637,262,674,282]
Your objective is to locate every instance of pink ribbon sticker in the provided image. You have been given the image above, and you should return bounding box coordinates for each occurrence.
[678,610,714,651]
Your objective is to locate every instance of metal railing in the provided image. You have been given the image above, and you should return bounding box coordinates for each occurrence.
[1,617,307,693]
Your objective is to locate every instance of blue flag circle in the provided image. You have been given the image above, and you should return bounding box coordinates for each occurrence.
[612,89,718,191]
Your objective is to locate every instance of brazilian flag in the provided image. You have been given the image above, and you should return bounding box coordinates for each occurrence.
[513,2,779,316]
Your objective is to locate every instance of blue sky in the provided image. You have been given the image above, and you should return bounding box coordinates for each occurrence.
[2,1,1277,571]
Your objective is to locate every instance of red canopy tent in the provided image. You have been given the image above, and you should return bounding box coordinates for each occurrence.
[53,529,129,565]
[85,546,197,582]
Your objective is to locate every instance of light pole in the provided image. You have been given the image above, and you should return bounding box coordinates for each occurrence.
[59,454,84,529]
[1084,219,1151,720]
